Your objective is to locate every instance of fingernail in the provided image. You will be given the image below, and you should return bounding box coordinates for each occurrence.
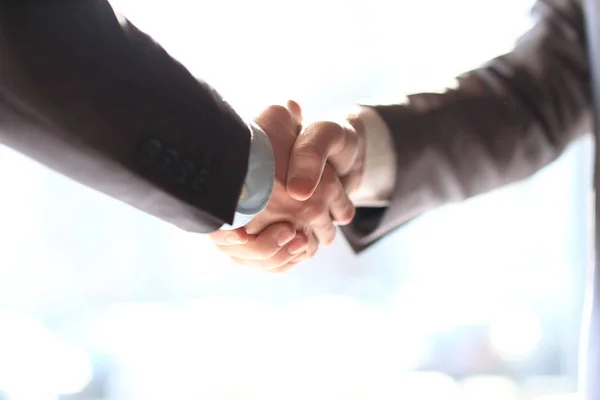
[287,239,307,255]
[226,234,243,245]
[287,177,313,199]
[277,230,296,247]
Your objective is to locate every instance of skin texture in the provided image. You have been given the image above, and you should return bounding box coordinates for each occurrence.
[210,101,360,271]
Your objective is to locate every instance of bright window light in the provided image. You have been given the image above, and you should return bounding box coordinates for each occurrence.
[489,307,542,362]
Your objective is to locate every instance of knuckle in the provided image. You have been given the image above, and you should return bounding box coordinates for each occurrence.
[343,204,356,222]
[294,134,325,156]
[266,104,289,117]
[294,142,322,160]
[326,177,343,199]
[324,222,337,238]
[312,121,344,137]
[304,238,319,258]
[262,105,291,124]
[310,121,346,152]
[319,171,343,201]
[328,232,337,245]
[313,219,335,236]
[302,203,327,222]
[323,233,336,246]
[336,191,354,215]
[301,209,319,223]
[335,205,356,225]
[316,227,336,247]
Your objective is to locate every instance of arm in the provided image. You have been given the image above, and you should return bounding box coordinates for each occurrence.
[206,0,589,269]
[343,0,591,251]
[0,0,258,232]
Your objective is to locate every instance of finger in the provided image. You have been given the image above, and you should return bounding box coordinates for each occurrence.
[254,103,303,182]
[306,233,319,257]
[266,236,318,273]
[216,222,298,260]
[231,235,309,270]
[261,250,308,274]
[321,165,356,225]
[210,227,249,246]
[329,121,360,176]
[263,260,301,274]
[286,121,353,201]
[289,234,318,261]
[309,211,337,247]
[312,218,337,246]
[286,100,303,125]
[330,191,355,226]
[254,101,302,138]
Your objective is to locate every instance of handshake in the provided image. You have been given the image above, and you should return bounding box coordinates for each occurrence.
[210,101,367,272]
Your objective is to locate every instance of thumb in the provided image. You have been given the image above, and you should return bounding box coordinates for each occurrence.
[286,121,349,201]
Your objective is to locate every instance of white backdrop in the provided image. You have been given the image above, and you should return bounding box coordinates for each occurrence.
[0,0,590,399]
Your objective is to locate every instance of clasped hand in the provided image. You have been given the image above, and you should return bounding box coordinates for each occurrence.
[210,101,365,272]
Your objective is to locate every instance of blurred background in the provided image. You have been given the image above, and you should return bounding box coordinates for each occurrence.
[0,0,591,399]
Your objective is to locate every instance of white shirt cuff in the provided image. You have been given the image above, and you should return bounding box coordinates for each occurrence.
[220,123,274,230]
[347,106,397,207]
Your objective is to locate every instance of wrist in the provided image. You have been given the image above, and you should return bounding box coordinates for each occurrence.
[341,113,367,197]
[346,106,397,207]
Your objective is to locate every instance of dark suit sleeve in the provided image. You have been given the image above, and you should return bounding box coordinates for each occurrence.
[342,0,591,252]
[0,0,250,232]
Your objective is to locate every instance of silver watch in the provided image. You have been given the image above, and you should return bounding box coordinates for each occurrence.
[220,122,275,230]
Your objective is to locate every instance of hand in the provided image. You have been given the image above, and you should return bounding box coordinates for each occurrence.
[286,113,367,202]
[210,101,356,271]
[209,221,311,274]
